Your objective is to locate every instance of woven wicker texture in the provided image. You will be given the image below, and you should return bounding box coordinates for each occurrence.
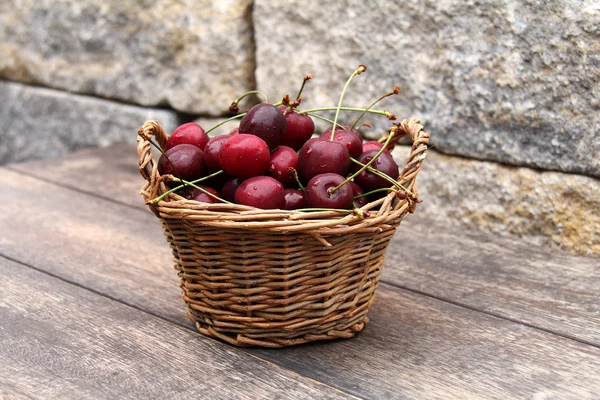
[138,119,429,347]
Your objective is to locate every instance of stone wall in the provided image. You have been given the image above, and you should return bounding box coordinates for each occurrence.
[1,0,598,257]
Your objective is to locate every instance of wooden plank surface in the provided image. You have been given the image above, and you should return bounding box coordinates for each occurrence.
[9,144,600,345]
[2,167,600,398]
[0,256,353,400]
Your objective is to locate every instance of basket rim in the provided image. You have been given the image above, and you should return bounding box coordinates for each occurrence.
[137,118,429,235]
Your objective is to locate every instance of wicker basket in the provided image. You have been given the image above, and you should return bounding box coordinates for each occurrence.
[137,118,429,347]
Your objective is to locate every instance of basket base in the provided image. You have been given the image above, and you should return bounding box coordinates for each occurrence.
[193,316,369,348]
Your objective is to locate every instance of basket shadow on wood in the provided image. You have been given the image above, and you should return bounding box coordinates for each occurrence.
[138,119,429,348]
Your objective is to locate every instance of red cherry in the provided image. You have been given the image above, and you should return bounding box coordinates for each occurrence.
[204,135,231,172]
[320,129,363,159]
[165,123,209,151]
[235,176,285,209]
[350,182,368,208]
[158,144,204,181]
[282,189,305,210]
[190,186,221,203]
[322,124,361,141]
[354,150,400,191]
[219,134,270,179]
[304,173,354,209]
[362,141,390,154]
[269,146,299,188]
[297,139,350,183]
[221,177,242,202]
[239,103,287,150]
[277,106,315,150]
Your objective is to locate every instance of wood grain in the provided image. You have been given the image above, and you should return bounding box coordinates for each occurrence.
[0,256,353,400]
[9,144,600,344]
[2,167,600,398]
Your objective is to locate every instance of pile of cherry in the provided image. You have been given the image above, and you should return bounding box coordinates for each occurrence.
[156,99,400,211]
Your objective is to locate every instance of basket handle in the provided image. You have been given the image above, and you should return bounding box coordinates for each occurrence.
[393,118,430,195]
[137,120,170,183]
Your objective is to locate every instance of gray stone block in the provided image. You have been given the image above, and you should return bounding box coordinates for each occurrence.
[0,0,255,115]
[392,146,600,258]
[254,0,600,177]
[0,81,182,165]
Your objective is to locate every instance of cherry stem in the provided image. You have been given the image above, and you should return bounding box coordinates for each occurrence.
[350,157,413,196]
[289,168,305,191]
[296,74,312,101]
[168,176,233,204]
[349,87,399,131]
[235,90,269,105]
[305,113,347,130]
[329,131,395,194]
[330,65,366,141]
[353,187,394,199]
[205,114,245,135]
[150,170,224,204]
[297,106,393,119]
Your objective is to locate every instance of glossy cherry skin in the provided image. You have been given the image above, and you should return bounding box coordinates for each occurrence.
[221,177,242,202]
[204,135,231,172]
[165,122,209,151]
[190,186,221,203]
[158,144,204,181]
[239,103,287,150]
[297,139,351,183]
[219,134,270,179]
[269,146,299,188]
[304,173,354,209]
[282,189,305,210]
[354,150,400,191]
[320,129,363,159]
[277,106,315,150]
[235,176,285,209]
[362,141,390,154]
[322,124,361,141]
[350,182,368,208]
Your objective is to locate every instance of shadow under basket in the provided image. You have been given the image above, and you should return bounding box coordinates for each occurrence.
[137,119,429,348]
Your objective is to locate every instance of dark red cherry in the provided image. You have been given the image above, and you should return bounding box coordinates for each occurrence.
[304,173,354,209]
[354,150,400,191]
[350,182,368,208]
[322,124,361,141]
[158,144,204,181]
[239,103,287,150]
[320,129,363,159]
[269,146,299,188]
[362,141,390,154]
[297,139,350,183]
[190,186,221,203]
[221,177,242,202]
[219,134,270,179]
[204,135,231,172]
[282,189,304,210]
[165,123,209,151]
[235,176,285,209]
[277,106,315,150]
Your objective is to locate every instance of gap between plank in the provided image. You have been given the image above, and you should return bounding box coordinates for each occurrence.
[5,166,596,350]
[0,252,364,400]
[379,281,600,350]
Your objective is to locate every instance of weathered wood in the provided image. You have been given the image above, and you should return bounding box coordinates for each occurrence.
[0,256,354,400]
[9,145,600,345]
[384,219,600,345]
[2,168,600,398]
